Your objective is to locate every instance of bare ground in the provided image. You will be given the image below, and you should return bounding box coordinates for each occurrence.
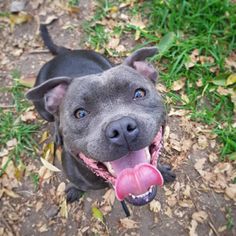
[0,1,235,236]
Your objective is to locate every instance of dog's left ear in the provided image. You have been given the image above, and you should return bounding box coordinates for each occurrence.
[124,47,158,83]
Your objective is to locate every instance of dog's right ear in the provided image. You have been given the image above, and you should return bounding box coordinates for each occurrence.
[26,76,73,114]
[123,47,158,83]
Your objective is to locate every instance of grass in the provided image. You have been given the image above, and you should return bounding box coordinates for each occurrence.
[68,0,80,7]
[226,207,234,230]
[0,70,39,177]
[83,0,236,159]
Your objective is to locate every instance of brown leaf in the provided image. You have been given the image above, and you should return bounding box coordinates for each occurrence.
[21,111,37,122]
[189,219,198,236]
[2,187,20,198]
[6,138,17,148]
[149,200,161,213]
[120,218,139,229]
[213,162,233,175]
[168,108,189,117]
[39,131,49,144]
[197,135,208,150]
[194,158,206,173]
[38,224,48,233]
[19,74,36,88]
[0,148,9,157]
[178,199,193,208]
[208,153,218,163]
[102,189,115,206]
[192,211,208,223]
[183,185,191,198]
[56,182,66,197]
[9,12,33,30]
[107,37,120,49]
[40,158,61,172]
[166,195,177,207]
[1,156,16,179]
[171,78,186,91]
[60,199,68,218]
[130,15,145,29]
[225,184,236,201]
[164,206,173,218]
[182,139,193,153]
[35,201,43,212]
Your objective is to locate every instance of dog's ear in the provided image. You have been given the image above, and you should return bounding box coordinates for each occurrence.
[124,47,158,83]
[26,76,73,114]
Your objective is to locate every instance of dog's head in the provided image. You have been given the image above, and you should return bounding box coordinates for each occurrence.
[26,47,166,206]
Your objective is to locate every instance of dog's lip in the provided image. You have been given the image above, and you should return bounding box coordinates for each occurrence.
[78,126,164,205]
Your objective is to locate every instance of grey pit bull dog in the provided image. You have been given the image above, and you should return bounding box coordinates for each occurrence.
[26,25,176,207]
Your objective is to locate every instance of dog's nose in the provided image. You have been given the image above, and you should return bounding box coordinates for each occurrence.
[105,117,139,146]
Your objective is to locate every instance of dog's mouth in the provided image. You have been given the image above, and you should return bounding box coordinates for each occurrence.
[78,126,164,206]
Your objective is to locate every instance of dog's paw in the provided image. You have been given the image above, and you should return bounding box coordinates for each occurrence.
[158,164,176,183]
[65,185,84,203]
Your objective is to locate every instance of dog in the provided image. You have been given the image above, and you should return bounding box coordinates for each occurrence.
[26,24,175,207]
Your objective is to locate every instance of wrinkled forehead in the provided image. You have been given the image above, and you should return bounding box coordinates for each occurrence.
[66,65,148,98]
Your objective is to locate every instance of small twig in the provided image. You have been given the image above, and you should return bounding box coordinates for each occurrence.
[208,220,220,236]
[28,49,50,54]
[0,104,15,108]
[211,190,221,209]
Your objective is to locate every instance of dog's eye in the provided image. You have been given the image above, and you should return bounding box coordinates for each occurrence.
[133,88,146,99]
[74,108,89,119]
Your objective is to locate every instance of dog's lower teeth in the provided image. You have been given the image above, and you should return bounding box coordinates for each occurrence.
[130,186,154,199]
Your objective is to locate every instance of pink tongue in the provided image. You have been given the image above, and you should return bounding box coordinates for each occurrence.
[115,163,163,201]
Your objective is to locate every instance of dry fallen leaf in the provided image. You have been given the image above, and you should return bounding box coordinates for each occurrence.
[56,182,66,197]
[60,199,68,218]
[102,189,115,206]
[189,219,198,236]
[2,187,20,198]
[197,135,208,150]
[166,195,177,207]
[40,158,61,172]
[9,11,33,30]
[183,185,191,198]
[192,211,208,223]
[226,73,236,86]
[38,224,48,233]
[120,218,139,229]
[168,108,189,117]
[149,200,161,213]
[208,153,218,163]
[0,149,9,157]
[19,74,36,88]
[35,201,43,212]
[38,166,53,181]
[6,138,17,148]
[225,184,236,201]
[194,158,206,176]
[178,199,194,208]
[164,206,173,218]
[107,36,120,49]
[40,131,49,144]
[21,111,37,122]
[171,78,186,91]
